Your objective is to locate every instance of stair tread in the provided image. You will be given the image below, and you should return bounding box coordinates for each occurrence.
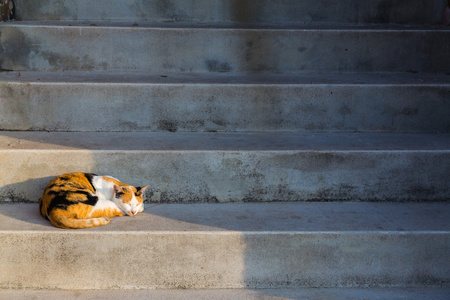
[2,0,448,292]
[1,132,449,151]
[4,20,450,30]
[2,71,450,84]
[1,287,450,300]
[1,202,449,232]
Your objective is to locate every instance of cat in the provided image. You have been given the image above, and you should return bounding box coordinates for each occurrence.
[39,172,150,229]
[0,0,15,22]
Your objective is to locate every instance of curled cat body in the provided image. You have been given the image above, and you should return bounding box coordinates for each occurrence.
[39,172,149,229]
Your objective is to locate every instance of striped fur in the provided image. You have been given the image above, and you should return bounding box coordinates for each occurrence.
[39,172,149,229]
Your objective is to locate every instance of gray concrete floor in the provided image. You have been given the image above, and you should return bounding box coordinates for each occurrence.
[1,202,449,232]
[1,131,449,151]
[1,288,450,300]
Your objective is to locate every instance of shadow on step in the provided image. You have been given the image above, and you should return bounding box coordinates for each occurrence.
[1,198,449,294]
[0,176,53,204]
[143,202,450,290]
[0,176,54,227]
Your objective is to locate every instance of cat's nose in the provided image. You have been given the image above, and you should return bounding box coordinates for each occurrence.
[131,210,137,215]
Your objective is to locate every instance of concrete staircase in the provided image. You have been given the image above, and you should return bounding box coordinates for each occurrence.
[1,0,449,298]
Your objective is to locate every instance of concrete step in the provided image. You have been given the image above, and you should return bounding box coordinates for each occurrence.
[2,288,450,300]
[0,132,449,203]
[1,72,449,132]
[13,0,448,25]
[1,202,449,289]
[1,22,449,74]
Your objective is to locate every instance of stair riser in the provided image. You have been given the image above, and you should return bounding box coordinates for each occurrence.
[13,0,447,25]
[1,82,449,132]
[2,25,449,74]
[0,150,448,203]
[1,232,448,289]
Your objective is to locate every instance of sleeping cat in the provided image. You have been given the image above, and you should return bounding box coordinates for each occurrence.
[39,172,149,229]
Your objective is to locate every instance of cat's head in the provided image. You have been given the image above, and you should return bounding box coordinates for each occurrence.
[113,185,150,216]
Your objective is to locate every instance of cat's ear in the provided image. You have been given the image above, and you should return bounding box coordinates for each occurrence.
[136,185,150,196]
[113,185,124,196]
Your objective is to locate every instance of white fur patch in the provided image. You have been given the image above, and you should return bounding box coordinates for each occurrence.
[92,175,115,201]
[90,198,121,217]
[89,175,122,216]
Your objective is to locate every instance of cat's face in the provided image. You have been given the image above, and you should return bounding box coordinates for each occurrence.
[113,185,150,216]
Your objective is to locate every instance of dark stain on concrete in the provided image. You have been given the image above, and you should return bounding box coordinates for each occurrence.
[0,27,35,71]
[151,0,187,22]
[339,104,352,116]
[14,0,70,21]
[211,119,227,127]
[158,120,178,132]
[397,107,419,116]
[155,190,220,203]
[374,0,395,23]
[230,0,254,24]
[206,60,232,73]
[41,51,96,71]
[407,186,438,198]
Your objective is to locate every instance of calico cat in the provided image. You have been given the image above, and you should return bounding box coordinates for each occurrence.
[39,172,149,229]
[0,0,15,22]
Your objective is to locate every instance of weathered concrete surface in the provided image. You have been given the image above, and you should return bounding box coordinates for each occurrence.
[0,203,449,289]
[2,131,450,151]
[1,72,449,132]
[1,23,449,73]
[1,1,448,295]
[1,288,450,300]
[0,132,449,203]
[13,0,448,25]
[2,202,449,232]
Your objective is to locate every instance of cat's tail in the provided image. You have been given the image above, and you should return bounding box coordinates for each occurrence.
[48,212,111,229]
